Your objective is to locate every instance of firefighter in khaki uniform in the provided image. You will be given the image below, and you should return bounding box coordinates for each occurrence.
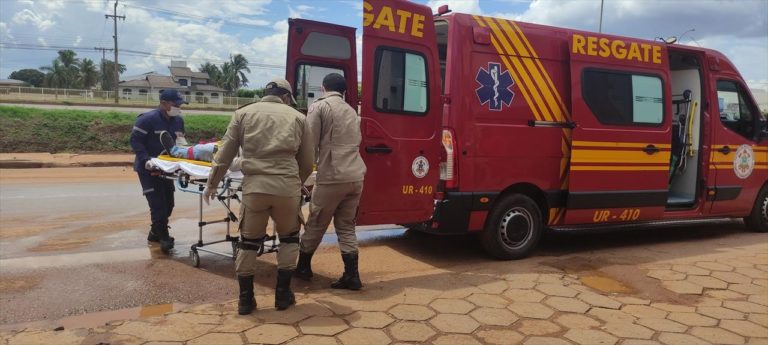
[203,79,313,315]
[295,73,367,290]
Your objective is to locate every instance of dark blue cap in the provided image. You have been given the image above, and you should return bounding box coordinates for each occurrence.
[159,89,187,106]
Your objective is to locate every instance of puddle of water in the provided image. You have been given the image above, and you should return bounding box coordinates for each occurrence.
[0,303,188,331]
[581,274,634,294]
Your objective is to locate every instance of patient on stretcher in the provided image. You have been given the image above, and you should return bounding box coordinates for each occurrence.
[160,130,217,162]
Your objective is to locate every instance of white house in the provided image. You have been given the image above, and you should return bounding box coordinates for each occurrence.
[119,61,226,104]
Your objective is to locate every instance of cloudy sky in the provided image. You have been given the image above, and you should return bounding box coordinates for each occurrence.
[0,0,766,92]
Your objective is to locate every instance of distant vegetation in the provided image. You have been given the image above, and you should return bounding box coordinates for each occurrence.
[0,106,230,153]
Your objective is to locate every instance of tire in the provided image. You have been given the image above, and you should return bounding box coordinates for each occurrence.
[481,194,543,260]
[744,185,768,233]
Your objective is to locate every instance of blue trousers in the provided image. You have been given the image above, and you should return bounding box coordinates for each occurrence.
[138,173,175,233]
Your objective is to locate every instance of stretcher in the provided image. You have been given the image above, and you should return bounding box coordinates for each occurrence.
[149,155,313,267]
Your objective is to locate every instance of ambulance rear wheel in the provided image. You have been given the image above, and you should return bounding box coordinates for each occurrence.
[744,185,768,233]
[481,194,543,260]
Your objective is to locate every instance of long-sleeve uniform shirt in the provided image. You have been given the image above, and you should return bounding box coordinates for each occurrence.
[207,96,314,196]
[130,108,185,174]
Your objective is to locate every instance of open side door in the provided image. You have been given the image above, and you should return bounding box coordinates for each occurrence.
[356,0,443,225]
[564,36,672,224]
[286,18,358,112]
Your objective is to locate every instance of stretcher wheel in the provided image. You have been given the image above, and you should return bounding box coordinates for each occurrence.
[191,249,201,267]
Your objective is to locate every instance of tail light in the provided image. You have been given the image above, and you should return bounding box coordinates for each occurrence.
[440,128,458,189]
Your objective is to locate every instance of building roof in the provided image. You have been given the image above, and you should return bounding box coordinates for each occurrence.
[147,75,180,88]
[169,67,194,78]
[192,84,226,92]
[191,71,210,79]
[119,79,150,87]
[0,79,27,85]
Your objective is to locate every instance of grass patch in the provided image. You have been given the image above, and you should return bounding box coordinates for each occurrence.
[0,105,230,153]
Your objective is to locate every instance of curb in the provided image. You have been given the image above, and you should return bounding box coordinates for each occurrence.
[0,160,132,169]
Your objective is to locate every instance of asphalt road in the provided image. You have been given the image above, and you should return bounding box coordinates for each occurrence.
[0,102,233,115]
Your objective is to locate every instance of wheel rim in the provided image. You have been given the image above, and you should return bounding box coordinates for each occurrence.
[499,207,533,250]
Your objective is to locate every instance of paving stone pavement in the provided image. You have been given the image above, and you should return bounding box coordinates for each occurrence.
[1,244,767,344]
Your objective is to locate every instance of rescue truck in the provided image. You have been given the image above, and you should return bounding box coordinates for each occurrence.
[285,0,768,259]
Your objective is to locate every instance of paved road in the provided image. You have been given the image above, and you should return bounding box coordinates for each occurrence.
[0,102,233,115]
[1,167,767,345]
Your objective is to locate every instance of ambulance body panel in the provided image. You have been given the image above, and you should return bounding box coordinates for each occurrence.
[285,0,767,259]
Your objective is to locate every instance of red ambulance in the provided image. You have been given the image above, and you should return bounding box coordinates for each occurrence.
[285,0,768,259]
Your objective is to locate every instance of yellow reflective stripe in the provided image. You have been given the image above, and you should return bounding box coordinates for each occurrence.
[481,16,553,122]
[572,150,670,163]
[572,141,672,149]
[571,165,670,171]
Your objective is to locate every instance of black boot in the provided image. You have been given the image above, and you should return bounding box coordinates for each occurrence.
[275,269,295,310]
[237,275,256,315]
[331,252,362,290]
[294,251,314,281]
[147,225,174,253]
[147,226,175,243]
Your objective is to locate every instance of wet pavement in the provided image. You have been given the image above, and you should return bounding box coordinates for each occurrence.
[1,166,767,344]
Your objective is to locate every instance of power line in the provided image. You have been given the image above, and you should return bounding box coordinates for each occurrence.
[122,3,269,29]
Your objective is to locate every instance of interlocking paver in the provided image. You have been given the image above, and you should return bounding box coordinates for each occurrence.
[662,281,704,294]
[686,275,728,289]
[672,264,710,276]
[507,280,538,289]
[622,340,662,345]
[667,312,718,327]
[695,297,723,307]
[343,311,394,329]
[696,306,745,320]
[439,286,482,299]
[622,305,668,319]
[286,335,339,345]
[615,297,651,305]
[469,307,518,326]
[717,259,754,268]
[388,304,434,321]
[748,313,768,326]
[723,300,767,313]
[719,319,768,337]
[564,329,618,345]
[478,280,510,294]
[730,283,767,295]
[429,298,475,314]
[8,330,87,345]
[337,328,391,345]
[432,334,482,345]
[545,296,590,313]
[429,314,479,333]
[695,262,734,272]
[476,329,524,345]
[589,307,637,323]
[647,270,686,281]
[554,313,601,329]
[636,318,687,333]
[402,287,441,305]
[689,327,744,345]
[466,293,509,309]
[657,332,710,345]
[735,267,766,279]
[535,283,579,297]
[187,333,243,345]
[577,292,622,309]
[503,288,546,302]
[508,302,555,319]
[602,322,654,339]
[711,271,753,284]
[298,316,348,336]
[650,303,695,313]
[537,273,565,283]
[517,319,562,336]
[388,321,435,342]
[754,279,768,287]
[705,290,745,300]
[523,336,573,345]
[244,324,298,345]
[210,315,261,333]
[112,319,216,342]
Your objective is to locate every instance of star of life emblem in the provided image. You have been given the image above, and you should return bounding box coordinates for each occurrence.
[475,62,515,111]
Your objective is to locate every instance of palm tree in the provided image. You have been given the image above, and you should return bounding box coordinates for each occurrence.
[199,62,222,87]
[40,60,67,98]
[56,50,80,88]
[220,61,235,94]
[100,60,126,92]
[79,58,99,89]
[229,54,251,90]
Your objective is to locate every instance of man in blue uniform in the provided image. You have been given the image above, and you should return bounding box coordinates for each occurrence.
[130,89,188,253]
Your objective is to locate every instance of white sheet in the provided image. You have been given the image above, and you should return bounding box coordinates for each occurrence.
[149,158,244,179]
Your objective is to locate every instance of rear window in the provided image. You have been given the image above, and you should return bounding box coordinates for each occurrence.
[582,70,664,125]
[300,32,351,59]
[373,47,428,115]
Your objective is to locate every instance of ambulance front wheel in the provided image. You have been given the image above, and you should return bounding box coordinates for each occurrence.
[481,194,543,260]
[744,185,768,233]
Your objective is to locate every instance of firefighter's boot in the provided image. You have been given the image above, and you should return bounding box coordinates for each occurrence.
[275,269,295,310]
[294,251,314,281]
[237,275,256,315]
[331,252,362,290]
[148,224,174,253]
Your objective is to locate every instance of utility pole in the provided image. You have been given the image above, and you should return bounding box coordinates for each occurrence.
[94,47,113,92]
[106,0,125,103]
[598,0,605,33]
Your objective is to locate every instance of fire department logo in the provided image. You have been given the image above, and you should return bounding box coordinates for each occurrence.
[475,62,515,111]
[412,156,429,179]
[733,144,755,179]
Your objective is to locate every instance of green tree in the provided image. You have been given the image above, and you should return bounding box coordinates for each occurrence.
[78,58,99,89]
[199,62,222,87]
[229,54,251,90]
[8,69,45,87]
[40,59,68,88]
[100,60,126,92]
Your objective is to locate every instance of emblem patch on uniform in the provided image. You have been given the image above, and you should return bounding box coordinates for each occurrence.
[475,62,515,111]
[412,156,429,179]
[733,144,755,179]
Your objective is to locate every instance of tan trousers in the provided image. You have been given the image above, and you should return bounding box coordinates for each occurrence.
[301,181,363,254]
[235,193,301,276]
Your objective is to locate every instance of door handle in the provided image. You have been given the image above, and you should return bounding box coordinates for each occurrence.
[643,144,660,155]
[365,145,393,154]
[717,146,732,155]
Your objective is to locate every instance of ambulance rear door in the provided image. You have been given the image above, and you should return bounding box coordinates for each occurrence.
[564,34,672,224]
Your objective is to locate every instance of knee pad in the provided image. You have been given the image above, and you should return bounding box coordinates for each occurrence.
[238,235,264,251]
[280,231,300,244]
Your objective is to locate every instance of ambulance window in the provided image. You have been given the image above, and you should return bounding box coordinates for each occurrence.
[583,70,663,126]
[300,32,351,59]
[295,64,345,111]
[374,48,428,115]
[717,80,757,139]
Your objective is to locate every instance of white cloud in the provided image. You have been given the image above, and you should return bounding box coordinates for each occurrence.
[73,35,82,46]
[0,22,14,41]
[12,9,55,31]
[426,0,482,15]
[37,36,46,46]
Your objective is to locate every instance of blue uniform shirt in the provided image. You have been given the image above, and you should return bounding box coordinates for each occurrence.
[130,108,185,173]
